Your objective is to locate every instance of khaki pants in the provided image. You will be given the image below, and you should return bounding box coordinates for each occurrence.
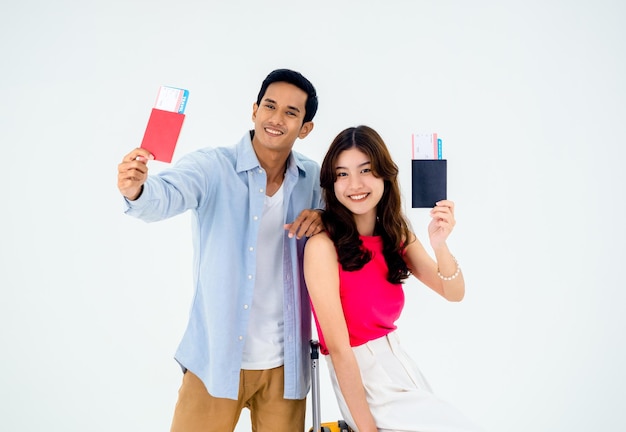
[170,366,306,432]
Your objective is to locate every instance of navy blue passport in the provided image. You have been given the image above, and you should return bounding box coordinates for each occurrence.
[411,159,447,208]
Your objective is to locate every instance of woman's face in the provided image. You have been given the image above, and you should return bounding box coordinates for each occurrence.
[333,147,384,218]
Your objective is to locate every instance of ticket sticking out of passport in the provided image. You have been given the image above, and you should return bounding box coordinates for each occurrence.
[141,86,189,163]
[154,86,189,114]
[411,133,438,160]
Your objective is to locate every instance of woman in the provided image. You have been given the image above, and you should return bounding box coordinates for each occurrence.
[304,126,480,432]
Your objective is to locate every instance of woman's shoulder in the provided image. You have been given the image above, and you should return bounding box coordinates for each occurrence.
[305,231,335,253]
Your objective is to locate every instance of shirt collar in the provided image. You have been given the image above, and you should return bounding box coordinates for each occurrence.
[235,130,306,178]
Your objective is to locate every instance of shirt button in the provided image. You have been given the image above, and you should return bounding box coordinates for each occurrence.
[259,188,264,193]
[249,247,254,252]
[258,168,263,173]
[248,275,253,280]
[238,336,243,341]
[243,304,249,309]
[253,216,259,221]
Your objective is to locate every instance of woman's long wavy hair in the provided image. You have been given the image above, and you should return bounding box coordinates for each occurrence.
[320,125,411,284]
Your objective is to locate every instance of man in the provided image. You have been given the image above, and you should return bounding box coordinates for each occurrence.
[117,69,322,432]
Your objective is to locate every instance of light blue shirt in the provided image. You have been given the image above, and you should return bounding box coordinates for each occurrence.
[124,131,321,400]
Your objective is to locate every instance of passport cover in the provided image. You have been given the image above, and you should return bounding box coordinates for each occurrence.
[140,108,185,163]
[411,159,447,208]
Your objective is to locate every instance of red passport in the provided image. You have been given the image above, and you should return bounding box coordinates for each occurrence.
[140,108,185,163]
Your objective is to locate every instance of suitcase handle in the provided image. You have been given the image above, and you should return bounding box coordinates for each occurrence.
[310,340,322,432]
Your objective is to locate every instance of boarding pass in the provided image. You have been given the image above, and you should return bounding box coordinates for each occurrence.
[154,86,189,114]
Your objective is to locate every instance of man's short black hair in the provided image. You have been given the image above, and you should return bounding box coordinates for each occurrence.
[256,69,318,123]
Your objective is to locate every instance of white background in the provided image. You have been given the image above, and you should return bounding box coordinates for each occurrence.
[1,1,625,431]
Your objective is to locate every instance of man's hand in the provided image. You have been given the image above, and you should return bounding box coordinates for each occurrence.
[117,148,154,200]
[284,209,325,239]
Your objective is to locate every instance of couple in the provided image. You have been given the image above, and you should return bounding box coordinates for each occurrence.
[117,69,479,432]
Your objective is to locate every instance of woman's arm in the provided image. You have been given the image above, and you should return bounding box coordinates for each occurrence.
[404,200,465,301]
[304,233,378,432]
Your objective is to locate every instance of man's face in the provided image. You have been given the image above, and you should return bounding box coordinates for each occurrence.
[252,81,313,153]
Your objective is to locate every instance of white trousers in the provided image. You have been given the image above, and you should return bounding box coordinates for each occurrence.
[325,332,481,432]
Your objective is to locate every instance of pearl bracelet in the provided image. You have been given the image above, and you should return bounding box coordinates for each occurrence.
[437,256,461,281]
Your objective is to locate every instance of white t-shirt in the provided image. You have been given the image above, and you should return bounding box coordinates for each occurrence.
[241,183,285,369]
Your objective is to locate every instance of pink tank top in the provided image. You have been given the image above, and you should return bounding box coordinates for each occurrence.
[315,235,405,355]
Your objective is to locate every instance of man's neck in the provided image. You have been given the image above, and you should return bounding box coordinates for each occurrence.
[250,130,291,182]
